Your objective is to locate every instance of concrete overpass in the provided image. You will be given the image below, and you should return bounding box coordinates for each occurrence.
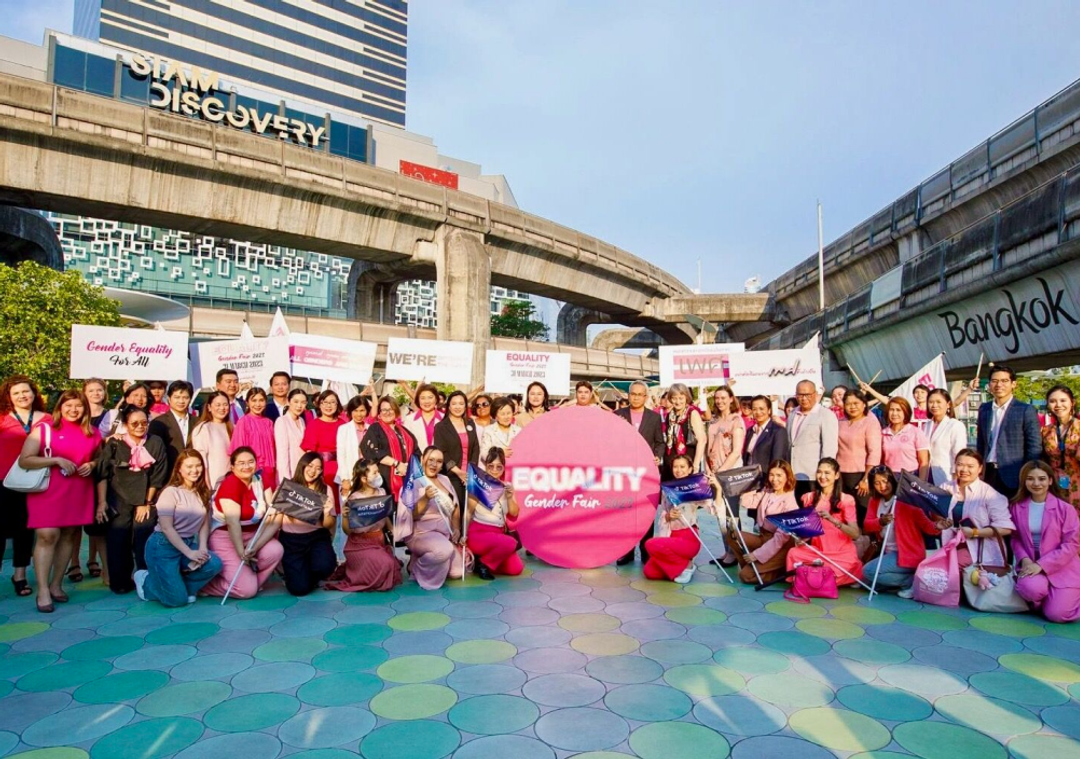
[0,72,776,379]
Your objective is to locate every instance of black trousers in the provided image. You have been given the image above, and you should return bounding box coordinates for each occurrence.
[105,500,155,594]
[279,529,337,596]
[620,524,654,564]
[794,480,814,502]
[0,485,34,569]
[983,464,1017,500]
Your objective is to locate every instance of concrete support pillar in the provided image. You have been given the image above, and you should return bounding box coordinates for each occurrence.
[434,226,491,387]
[556,304,610,347]
[897,230,923,263]
[347,261,405,323]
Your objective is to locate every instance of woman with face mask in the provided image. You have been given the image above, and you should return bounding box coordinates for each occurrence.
[277,453,338,596]
[326,457,403,592]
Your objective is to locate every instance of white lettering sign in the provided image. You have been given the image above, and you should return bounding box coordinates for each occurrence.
[289,334,377,384]
[485,350,571,395]
[726,345,823,396]
[386,338,474,385]
[189,337,290,389]
[69,325,189,381]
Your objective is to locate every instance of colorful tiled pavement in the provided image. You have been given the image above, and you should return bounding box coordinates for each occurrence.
[1,554,1080,758]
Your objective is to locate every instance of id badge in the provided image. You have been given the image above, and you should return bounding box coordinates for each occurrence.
[1060,475,1071,490]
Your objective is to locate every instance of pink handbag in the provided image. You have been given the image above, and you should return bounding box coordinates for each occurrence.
[914,530,964,607]
[785,562,838,603]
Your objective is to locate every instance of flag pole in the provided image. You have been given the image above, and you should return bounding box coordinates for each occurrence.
[678,513,734,584]
[867,520,892,603]
[718,494,763,586]
[817,201,826,311]
[220,511,272,605]
[789,535,876,593]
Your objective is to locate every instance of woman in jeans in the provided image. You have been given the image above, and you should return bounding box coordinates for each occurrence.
[278,453,338,596]
[134,449,222,606]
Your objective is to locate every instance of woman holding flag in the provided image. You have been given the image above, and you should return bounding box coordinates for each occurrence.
[787,458,864,586]
[278,453,338,596]
[466,448,522,580]
[407,447,465,590]
[645,455,713,584]
[936,449,1014,572]
[726,460,799,585]
[326,458,402,592]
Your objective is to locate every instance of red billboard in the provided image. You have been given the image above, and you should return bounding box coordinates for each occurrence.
[399,160,459,190]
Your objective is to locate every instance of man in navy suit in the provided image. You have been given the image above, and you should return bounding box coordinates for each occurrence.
[263,372,293,421]
[615,380,665,566]
[976,364,1041,498]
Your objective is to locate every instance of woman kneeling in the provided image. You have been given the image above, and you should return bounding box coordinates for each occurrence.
[279,453,338,596]
[326,458,402,592]
[787,458,863,586]
[644,455,709,584]
[466,447,523,580]
[727,460,799,585]
[406,447,466,590]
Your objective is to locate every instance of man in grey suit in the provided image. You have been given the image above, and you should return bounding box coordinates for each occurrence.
[787,379,839,500]
[615,380,665,566]
[976,364,1041,498]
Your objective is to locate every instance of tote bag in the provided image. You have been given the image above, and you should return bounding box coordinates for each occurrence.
[3,423,52,493]
[914,530,964,607]
[962,528,1028,613]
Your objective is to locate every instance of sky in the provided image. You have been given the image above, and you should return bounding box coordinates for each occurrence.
[6,1,1080,293]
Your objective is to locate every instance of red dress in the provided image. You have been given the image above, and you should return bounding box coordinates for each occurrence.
[302,417,345,508]
[786,492,863,586]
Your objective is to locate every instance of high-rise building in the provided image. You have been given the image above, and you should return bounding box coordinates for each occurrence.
[72,0,407,127]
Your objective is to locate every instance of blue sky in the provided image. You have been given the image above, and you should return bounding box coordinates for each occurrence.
[6,1,1080,291]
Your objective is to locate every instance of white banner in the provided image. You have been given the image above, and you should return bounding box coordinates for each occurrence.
[893,353,947,409]
[290,334,377,384]
[386,338,474,385]
[658,343,745,387]
[189,337,290,389]
[485,350,571,394]
[726,344,823,397]
[69,325,189,381]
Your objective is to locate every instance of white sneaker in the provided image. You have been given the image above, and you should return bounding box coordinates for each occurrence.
[674,565,696,584]
[898,587,915,599]
[133,570,148,601]
[187,595,197,604]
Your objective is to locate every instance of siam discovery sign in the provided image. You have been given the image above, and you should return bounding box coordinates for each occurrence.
[128,53,327,147]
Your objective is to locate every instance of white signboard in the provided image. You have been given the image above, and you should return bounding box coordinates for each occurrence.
[726,344,823,397]
[658,343,745,387]
[69,325,189,381]
[189,337,290,389]
[485,350,572,395]
[290,334,377,384]
[386,338,474,385]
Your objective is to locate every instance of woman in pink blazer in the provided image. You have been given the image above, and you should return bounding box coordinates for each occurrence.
[939,449,1014,569]
[1009,461,1080,623]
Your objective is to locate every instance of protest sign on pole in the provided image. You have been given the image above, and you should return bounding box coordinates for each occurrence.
[386,338,474,385]
[69,325,189,381]
[189,337,290,389]
[484,350,571,395]
[289,334,377,384]
[892,354,948,408]
[658,343,745,387]
[726,342,823,396]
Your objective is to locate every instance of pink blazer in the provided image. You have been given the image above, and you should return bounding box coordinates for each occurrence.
[943,478,1015,566]
[1010,495,1080,589]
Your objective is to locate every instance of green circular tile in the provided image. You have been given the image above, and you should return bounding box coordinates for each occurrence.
[6,751,89,759]
[894,720,1006,759]
[312,645,388,673]
[204,693,300,732]
[0,622,49,643]
[446,640,516,664]
[969,616,1045,638]
[370,684,458,720]
[935,694,1041,736]
[664,607,727,626]
[297,673,383,706]
[73,671,169,704]
[137,681,231,717]
[18,661,111,692]
[88,717,203,759]
[757,631,832,656]
[646,591,701,608]
[831,606,895,625]
[378,655,455,683]
[571,633,639,656]
[125,603,178,617]
[448,695,538,735]
[1008,735,1080,759]
[662,664,745,697]
[630,579,668,594]
[144,623,218,645]
[748,673,834,707]
[837,684,932,721]
[253,637,327,662]
[605,684,692,722]
[684,583,737,598]
[896,610,967,631]
[559,614,621,632]
[235,594,297,611]
[796,618,864,640]
[789,707,890,752]
[1045,622,1080,641]
[765,600,827,619]
[969,671,1069,706]
[0,681,12,699]
[833,638,910,665]
[712,647,789,675]
[1000,653,1080,684]
[628,721,729,759]
[0,652,57,679]
[388,612,450,631]
[324,624,392,646]
[360,720,460,759]
[61,637,143,662]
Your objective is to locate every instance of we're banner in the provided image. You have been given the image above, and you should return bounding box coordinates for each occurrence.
[386,338,473,385]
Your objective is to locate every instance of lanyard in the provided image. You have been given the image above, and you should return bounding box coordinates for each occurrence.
[1056,420,1070,459]
[13,411,33,434]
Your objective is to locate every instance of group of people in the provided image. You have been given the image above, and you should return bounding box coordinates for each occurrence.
[0,362,1077,625]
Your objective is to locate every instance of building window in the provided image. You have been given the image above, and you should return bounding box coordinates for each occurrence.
[85,54,115,97]
[53,45,87,90]
[119,64,149,104]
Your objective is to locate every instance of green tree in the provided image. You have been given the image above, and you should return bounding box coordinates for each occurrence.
[491,301,548,341]
[0,261,122,391]
[1014,373,1080,406]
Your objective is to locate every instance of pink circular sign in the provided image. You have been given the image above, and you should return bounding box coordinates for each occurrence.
[507,406,660,568]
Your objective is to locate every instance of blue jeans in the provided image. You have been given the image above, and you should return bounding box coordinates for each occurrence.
[143,532,223,607]
[863,551,914,591]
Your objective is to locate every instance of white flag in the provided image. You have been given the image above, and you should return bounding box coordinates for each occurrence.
[893,354,947,411]
[240,321,255,340]
[269,307,291,338]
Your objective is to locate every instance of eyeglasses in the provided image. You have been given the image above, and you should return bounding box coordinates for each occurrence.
[128,420,149,427]
[475,402,490,408]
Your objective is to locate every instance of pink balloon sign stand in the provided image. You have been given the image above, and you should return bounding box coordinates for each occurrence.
[507,407,661,569]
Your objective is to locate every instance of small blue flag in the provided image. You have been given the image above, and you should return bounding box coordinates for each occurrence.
[467,463,505,510]
[896,471,952,519]
[660,473,713,507]
[766,506,825,539]
[399,455,427,511]
[346,494,394,530]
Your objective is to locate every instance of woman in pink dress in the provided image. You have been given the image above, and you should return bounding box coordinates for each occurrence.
[275,389,308,485]
[18,390,100,612]
[191,391,233,489]
[302,390,345,509]
[229,388,277,490]
[787,457,864,586]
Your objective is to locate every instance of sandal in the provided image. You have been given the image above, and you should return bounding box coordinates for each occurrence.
[87,562,102,578]
[11,578,32,597]
[67,565,84,583]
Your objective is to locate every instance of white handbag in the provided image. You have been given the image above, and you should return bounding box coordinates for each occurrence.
[961,528,1029,614]
[3,422,52,494]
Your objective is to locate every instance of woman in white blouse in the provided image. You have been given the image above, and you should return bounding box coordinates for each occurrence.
[924,389,968,485]
[479,398,520,467]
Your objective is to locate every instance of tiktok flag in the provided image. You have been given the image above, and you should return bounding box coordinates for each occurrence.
[715,465,763,498]
[766,506,825,539]
[399,456,428,511]
[346,494,394,530]
[272,479,326,525]
[467,463,505,509]
[660,473,714,506]
[897,471,952,519]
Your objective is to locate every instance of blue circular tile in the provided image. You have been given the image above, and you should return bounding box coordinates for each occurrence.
[586,655,664,685]
[912,644,999,675]
[52,611,125,629]
[640,640,712,664]
[22,703,133,747]
[452,735,554,759]
[1042,704,1080,740]
[533,707,630,752]
[522,674,606,707]
[940,629,1023,657]
[172,653,254,682]
[537,582,592,598]
[335,605,396,625]
[114,644,197,670]
[729,612,794,633]
[269,616,336,638]
[360,720,460,759]
[732,735,835,759]
[604,602,664,621]
[757,631,832,657]
[169,604,236,624]
[548,596,606,613]
[620,619,687,641]
[393,596,449,613]
[688,625,757,649]
[605,683,693,722]
[0,692,72,733]
[877,664,968,698]
[446,664,526,695]
[1024,636,1080,662]
[494,591,550,608]
[219,611,288,630]
[443,601,502,618]
[278,706,376,748]
[0,732,16,756]
[514,647,588,674]
[591,586,646,603]
[449,695,539,735]
[11,628,95,652]
[98,616,171,637]
[444,619,510,640]
[865,623,941,649]
[231,662,316,693]
[694,695,788,737]
[704,597,763,614]
[504,626,572,649]
[791,655,875,686]
[498,607,559,626]
[174,732,282,759]
[382,631,454,655]
[198,629,272,654]
[0,651,57,679]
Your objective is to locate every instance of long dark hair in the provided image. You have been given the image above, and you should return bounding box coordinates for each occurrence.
[293,452,327,495]
[195,390,235,437]
[525,381,549,413]
[927,388,956,420]
[167,449,212,511]
[349,456,379,494]
[811,457,843,514]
